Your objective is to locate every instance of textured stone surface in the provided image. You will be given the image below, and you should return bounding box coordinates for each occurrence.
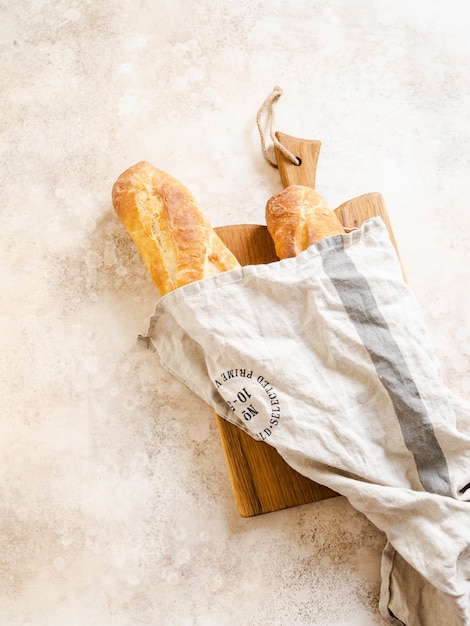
[1,1,469,624]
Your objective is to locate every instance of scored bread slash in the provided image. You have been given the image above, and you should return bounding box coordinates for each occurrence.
[111,160,240,296]
[265,185,346,259]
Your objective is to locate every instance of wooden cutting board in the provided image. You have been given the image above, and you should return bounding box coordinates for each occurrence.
[214,133,403,517]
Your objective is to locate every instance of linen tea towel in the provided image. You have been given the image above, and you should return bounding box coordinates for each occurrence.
[142,217,470,625]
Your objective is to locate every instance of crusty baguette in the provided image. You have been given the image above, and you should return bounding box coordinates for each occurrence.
[112,161,240,295]
[265,185,345,259]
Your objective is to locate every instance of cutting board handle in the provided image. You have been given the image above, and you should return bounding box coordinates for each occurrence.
[274,131,321,189]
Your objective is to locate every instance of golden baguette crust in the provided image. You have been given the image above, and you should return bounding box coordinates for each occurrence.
[112,161,240,295]
[265,185,345,259]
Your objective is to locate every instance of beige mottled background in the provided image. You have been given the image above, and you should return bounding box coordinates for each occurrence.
[1,1,469,624]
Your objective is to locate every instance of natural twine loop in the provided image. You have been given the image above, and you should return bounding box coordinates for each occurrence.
[256,86,300,169]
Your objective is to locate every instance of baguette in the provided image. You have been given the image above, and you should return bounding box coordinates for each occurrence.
[112,161,240,295]
[265,185,345,259]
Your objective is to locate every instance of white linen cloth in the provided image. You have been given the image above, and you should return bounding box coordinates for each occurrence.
[141,217,470,625]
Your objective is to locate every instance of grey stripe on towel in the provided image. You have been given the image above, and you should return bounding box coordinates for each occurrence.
[319,237,451,497]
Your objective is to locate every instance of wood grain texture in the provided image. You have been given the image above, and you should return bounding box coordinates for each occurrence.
[213,133,403,517]
[274,131,321,189]
[335,192,406,281]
